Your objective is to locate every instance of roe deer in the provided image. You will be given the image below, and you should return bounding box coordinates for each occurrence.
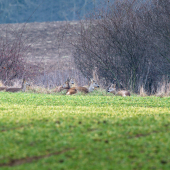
[66,79,99,95]
[108,84,130,96]
[0,87,6,91]
[5,78,29,92]
[53,78,71,92]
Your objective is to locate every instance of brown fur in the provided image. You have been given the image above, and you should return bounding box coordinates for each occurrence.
[0,87,6,91]
[53,78,71,93]
[117,90,131,96]
[66,79,99,95]
[6,87,23,92]
[108,84,130,97]
[67,86,88,95]
[5,78,27,92]
[53,86,63,92]
[66,79,88,95]
[77,86,89,93]
[66,88,77,95]
[73,86,88,93]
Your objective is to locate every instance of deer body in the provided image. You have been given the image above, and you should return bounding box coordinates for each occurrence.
[65,87,77,95]
[53,78,71,93]
[53,84,70,93]
[5,78,29,92]
[117,90,131,96]
[53,86,63,92]
[66,79,99,95]
[108,84,130,96]
[67,86,88,95]
[0,87,6,91]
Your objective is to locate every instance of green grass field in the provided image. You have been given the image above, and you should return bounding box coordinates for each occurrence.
[0,92,170,170]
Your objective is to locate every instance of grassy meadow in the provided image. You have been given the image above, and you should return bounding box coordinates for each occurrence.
[0,91,170,170]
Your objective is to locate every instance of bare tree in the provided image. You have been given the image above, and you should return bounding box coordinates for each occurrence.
[72,0,170,93]
[0,27,27,85]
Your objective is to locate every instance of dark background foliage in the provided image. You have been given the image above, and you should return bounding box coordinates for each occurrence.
[72,0,170,93]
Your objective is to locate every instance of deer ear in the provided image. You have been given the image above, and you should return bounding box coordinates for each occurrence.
[113,84,116,88]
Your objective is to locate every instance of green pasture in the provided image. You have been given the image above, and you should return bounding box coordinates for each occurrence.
[0,92,170,170]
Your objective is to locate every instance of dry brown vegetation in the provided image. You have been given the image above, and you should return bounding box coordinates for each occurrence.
[72,0,170,95]
[0,21,89,88]
[0,0,170,96]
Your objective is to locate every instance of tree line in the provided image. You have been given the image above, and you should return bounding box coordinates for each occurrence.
[72,0,170,94]
[1,0,170,94]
